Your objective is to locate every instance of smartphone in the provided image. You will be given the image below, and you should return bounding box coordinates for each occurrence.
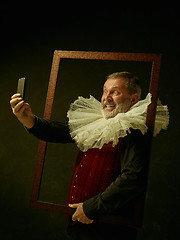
[17,77,26,99]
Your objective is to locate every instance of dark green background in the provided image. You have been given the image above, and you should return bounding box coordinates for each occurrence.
[0,5,179,240]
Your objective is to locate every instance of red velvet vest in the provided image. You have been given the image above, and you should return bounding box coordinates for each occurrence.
[67,139,122,205]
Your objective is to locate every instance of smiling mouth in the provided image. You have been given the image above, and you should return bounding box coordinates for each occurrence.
[105,105,116,111]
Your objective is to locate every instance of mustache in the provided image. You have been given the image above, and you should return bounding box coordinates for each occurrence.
[103,100,116,106]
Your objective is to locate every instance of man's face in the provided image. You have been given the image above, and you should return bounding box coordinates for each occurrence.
[101,77,133,118]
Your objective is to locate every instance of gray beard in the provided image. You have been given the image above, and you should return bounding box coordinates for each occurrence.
[102,99,131,119]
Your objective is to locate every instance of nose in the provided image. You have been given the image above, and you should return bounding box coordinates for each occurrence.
[102,90,113,104]
[106,92,113,101]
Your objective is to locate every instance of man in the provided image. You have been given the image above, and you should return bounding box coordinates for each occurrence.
[10,72,148,239]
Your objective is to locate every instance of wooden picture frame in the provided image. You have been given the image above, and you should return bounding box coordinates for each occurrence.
[30,50,162,227]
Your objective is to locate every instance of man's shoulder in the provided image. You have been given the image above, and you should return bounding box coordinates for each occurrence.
[121,129,146,149]
[124,128,145,140]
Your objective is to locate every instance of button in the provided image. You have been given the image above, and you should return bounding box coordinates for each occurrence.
[73,185,76,188]
[71,196,74,199]
[84,154,87,157]
[80,164,83,168]
[75,174,78,178]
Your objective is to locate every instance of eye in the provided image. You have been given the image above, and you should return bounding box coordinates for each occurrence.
[113,90,119,95]
[103,89,108,94]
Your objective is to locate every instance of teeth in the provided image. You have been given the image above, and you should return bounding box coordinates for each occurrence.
[106,105,115,109]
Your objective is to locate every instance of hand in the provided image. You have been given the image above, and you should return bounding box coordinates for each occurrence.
[69,203,94,224]
[10,93,35,128]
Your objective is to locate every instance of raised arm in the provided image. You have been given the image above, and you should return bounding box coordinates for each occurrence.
[27,117,73,143]
[10,93,73,143]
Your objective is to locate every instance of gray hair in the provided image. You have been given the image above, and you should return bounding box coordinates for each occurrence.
[107,71,142,99]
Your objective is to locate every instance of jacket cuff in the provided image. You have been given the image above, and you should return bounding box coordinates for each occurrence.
[25,115,38,133]
[83,194,104,220]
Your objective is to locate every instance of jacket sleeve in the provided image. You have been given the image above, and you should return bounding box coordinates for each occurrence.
[27,116,74,143]
[83,130,148,220]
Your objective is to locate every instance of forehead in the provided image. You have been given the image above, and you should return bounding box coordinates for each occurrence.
[103,77,127,89]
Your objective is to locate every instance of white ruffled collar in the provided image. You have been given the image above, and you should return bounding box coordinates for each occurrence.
[67,93,169,152]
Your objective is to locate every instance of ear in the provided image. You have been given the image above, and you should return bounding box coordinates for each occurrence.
[130,93,139,107]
